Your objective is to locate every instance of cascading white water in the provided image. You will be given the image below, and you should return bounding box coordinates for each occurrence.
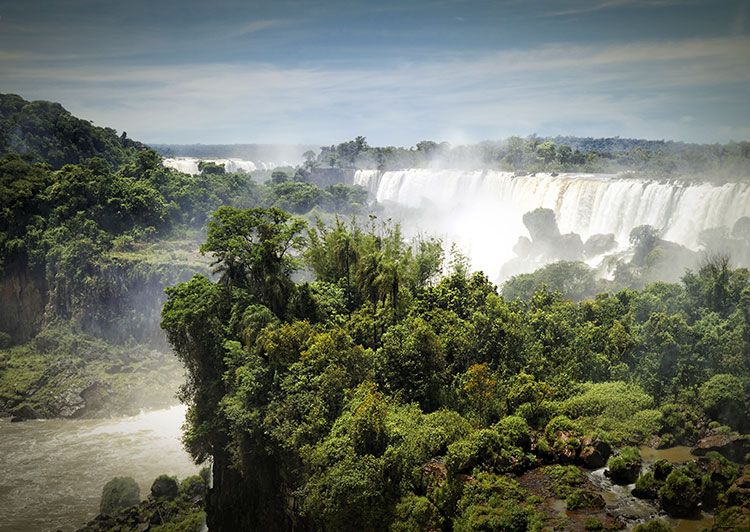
[162,157,295,175]
[354,169,750,279]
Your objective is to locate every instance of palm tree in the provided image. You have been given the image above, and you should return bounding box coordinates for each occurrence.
[332,229,359,313]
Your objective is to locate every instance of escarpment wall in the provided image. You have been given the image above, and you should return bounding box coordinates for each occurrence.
[0,265,47,343]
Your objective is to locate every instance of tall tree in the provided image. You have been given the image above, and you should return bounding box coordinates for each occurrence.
[201,206,306,315]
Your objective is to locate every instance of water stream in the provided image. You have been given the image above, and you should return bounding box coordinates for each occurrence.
[586,446,715,532]
[0,405,199,532]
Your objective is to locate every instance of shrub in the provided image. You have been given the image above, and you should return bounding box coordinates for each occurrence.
[494,415,531,449]
[562,382,653,419]
[632,519,673,532]
[542,465,583,498]
[100,476,140,516]
[151,474,179,499]
[445,429,503,475]
[150,510,206,532]
[454,501,529,532]
[584,517,603,530]
[544,415,579,442]
[390,495,444,532]
[178,474,207,499]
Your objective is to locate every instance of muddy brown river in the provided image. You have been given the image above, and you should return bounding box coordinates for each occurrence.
[0,405,200,532]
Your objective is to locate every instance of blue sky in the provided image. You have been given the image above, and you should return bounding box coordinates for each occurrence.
[1,0,748,146]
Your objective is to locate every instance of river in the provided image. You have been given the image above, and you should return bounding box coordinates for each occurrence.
[587,446,715,532]
[0,405,199,532]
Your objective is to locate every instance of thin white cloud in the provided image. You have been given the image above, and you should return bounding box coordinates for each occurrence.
[544,0,703,17]
[2,35,747,144]
[222,19,290,38]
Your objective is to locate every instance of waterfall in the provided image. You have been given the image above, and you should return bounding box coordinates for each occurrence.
[162,157,295,175]
[354,169,750,279]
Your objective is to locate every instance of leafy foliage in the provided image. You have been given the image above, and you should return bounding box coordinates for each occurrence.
[158,206,750,529]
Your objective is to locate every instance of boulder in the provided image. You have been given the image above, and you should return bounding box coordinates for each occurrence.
[584,233,617,258]
[558,233,584,261]
[632,472,662,499]
[150,475,178,500]
[10,404,38,422]
[578,437,611,469]
[605,448,642,484]
[421,457,447,488]
[691,434,749,462]
[658,469,700,517]
[554,430,581,463]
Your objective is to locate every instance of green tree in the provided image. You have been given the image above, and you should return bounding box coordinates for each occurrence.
[201,206,306,315]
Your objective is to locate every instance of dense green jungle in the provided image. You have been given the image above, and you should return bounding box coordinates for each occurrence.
[1,94,749,532]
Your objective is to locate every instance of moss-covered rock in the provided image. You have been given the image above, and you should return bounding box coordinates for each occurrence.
[578,435,611,469]
[632,471,662,499]
[99,476,140,516]
[81,473,205,532]
[658,469,700,517]
[606,446,641,484]
[699,451,740,509]
[151,474,179,500]
[565,488,605,510]
[653,459,673,481]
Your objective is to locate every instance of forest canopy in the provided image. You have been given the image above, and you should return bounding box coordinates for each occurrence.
[162,207,750,532]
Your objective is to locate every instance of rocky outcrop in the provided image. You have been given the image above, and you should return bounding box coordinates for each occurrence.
[10,404,39,422]
[578,436,612,469]
[0,264,47,343]
[584,233,617,258]
[691,433,749,462]
[710,475,750,532]
[0,345,185,419]
[76,493,204,532]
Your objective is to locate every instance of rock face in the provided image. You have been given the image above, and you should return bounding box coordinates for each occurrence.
[584,233,617,258]
[691,434,749,462]
[558,233,584,261]
[10,404,38,422]
[0,265,47,343]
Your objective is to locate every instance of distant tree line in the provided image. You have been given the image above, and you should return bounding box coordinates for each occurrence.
[305,135,750,183]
